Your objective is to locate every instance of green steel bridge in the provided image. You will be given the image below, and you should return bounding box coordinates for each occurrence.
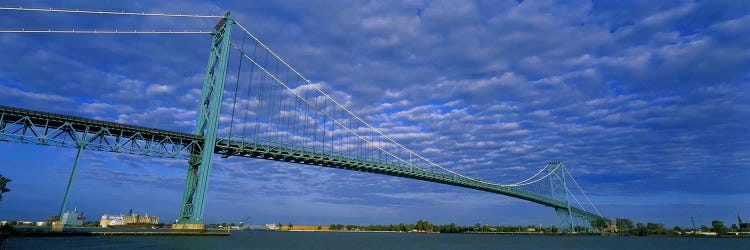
[0,8,602,231]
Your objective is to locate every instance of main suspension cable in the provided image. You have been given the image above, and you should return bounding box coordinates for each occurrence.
[564,167,602,216]
[510,165,549,185]
[232,21,568,188]
[0,29,211,34]
[233,22,489,182]
[0,6,223,18]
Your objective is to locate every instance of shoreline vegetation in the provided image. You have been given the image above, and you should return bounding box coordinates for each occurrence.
[259,218,750,238]
[3,218,748,238]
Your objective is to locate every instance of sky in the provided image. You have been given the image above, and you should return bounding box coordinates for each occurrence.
[0,0,748,228]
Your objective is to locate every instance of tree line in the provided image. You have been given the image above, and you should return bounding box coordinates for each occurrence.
[328,220,564,233]
[591,217,740,236]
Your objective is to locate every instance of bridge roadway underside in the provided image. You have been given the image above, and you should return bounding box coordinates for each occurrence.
[0,105,202,158]
[216,139,599,221]
[0,105,599,221]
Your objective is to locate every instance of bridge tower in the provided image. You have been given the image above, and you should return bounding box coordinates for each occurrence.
[547,161,574,232]
[173,12,233,230]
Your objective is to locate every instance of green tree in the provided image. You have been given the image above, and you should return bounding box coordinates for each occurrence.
[646,223,666,235]
[443,223,459,233]
[730,224,739,232]
[635,223,648,236]
[711,220,728,236]
[416,220,425,231]
[288,222,293,230]
[414,220,434,232]
[591,217,608,231]
[0,174,10,202]
[615,218,634,234]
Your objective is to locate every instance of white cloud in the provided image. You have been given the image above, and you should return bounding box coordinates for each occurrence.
[145,84,174,95]
[0,86,72,103]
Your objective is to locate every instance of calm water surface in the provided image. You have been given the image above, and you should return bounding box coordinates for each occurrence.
[3,230,748,249]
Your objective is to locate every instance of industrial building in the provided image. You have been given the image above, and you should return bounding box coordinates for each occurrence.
[59,208,85,226]
[739,215,750,232]
[99,212,159,228]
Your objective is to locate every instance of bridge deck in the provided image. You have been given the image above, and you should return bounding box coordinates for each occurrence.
[0,105,600,221]
[0,105,201,143]
[0,105,202,158]
[215,139,600,220]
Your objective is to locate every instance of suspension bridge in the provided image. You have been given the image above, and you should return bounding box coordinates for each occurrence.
[0,7,603,232]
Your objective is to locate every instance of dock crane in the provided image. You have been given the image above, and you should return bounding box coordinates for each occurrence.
[239,217,251,229]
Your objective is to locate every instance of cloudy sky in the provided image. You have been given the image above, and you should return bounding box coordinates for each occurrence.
[0,1,748,228]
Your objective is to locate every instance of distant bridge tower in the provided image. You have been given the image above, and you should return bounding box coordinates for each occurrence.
[174,12,233,230]
[547,161,574,232]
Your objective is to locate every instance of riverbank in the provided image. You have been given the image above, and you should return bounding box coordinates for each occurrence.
[2,226,231,237]
[8,231,230,237]
[279,230,750,238]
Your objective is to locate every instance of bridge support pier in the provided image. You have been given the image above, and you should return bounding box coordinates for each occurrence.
[53,146,83,232]
[555,207,574,233]
[171,223,206,231]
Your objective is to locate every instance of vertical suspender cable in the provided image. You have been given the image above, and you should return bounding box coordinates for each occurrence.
[253,51,269,142]
[241,41,257,139]
[283,69,291,145]
[266,61,276,144]
[333,99,337,154]
[311,86,318,152]
[302,79,309,150]
[292,77,300,150]
[228,34,245,138]
[269,61,280,144]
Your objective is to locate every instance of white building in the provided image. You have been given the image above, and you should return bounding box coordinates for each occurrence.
[99,212,159,227]
[100,214,125,227]
[60,208,84,226]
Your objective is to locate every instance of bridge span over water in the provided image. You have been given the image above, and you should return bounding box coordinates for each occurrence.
[0,8,602,231]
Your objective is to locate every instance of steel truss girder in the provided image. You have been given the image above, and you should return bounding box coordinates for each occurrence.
[0,106,202,158]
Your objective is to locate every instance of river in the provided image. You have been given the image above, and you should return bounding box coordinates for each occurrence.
[3,230,747,249]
